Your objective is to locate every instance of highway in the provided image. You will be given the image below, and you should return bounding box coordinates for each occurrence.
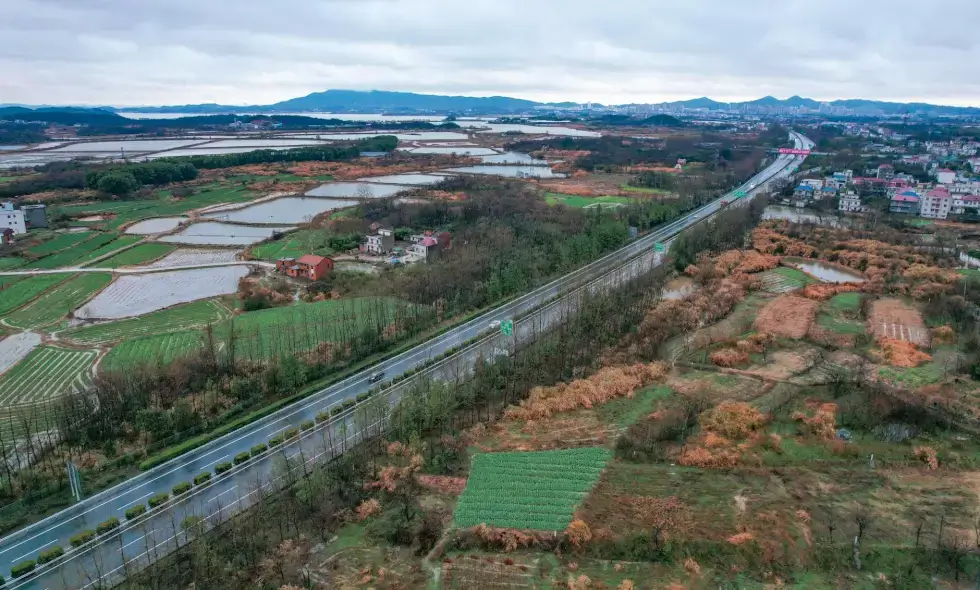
[0,132,811,589]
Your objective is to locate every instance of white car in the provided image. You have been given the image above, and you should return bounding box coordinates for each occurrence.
[489,320,501,330]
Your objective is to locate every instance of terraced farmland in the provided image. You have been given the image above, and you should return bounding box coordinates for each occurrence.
[250,229,331,261]
[453,448,611,531]
[0,257,24,270]
[64,299,231,345]
[23,232,123,269]
[97,243,176,268]
[26,231,95,256]
[74,235,143,265]
[102,331,206,372]
[5,273,112,330]
[0,346,95,406]
[0,274,74,316]
[756,266,817,293]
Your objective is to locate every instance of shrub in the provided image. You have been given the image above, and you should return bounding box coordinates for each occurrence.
[125,504,147,520]
[172,482,191,495]
[70,530,95,547]
[10,560,35,578]
[330,407,343,417]
[96,517,120,535]
[234,452,250,465]
[315,411,330,423]
[269,436,283,447]
[284,427,299,439]
[194,472,212,485]
[215,462,233,475]
[342,400,356,410]
[148,493,169,508]
[701,401,766,440]
[250,443,267,456]
[301,420,315,431]
[37,545,64,564]
[356,393,369,402]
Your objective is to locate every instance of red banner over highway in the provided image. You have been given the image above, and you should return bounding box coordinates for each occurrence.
[778,148,811,155]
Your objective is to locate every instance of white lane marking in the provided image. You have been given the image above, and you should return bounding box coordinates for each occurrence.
[13,538,56,563]
[123,492,154,510]
[206,486,237,505]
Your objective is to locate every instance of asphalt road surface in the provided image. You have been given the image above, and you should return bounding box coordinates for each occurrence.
[0,132,810,589]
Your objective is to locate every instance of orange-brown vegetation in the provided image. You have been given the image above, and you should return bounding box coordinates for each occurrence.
[701,402,766,439]
[473,524,537,552]
[931,324,956,345]
[800,283,862,300]
[791,401,838,440]
[727,531,755,545]
[565,519,593,548]
[710,348,749,368]
[874,338,932,368]
[679,402,766,469]
[683,557,702,576]
[365,441,423,493]
[627,279,745,354]
[714,250,780,277]
[579,492,690,541]
[913,445,939,470]
[753,295,818,339]
[752,228,819,258]
[503,362,668,422]
[416,475,467,496]
[356,498,381,520]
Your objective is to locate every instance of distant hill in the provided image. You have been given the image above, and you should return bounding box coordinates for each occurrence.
[268,89,542,113]
[0,106,127,125]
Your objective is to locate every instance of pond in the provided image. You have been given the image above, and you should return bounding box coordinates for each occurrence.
[358,173,450,186]
[197,139,330,148]
[662,277,698,300]
[124,216,188,234]
[442,165,565,179]
[403,146,499,156]
[786,259,866,283]
[51,139,203,152]
[159,222,295,246]
[480,151,549,165]
[203,197,357,224]
[305,182,411,198]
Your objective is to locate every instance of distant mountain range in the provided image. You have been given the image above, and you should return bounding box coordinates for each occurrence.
[6,90,980,118]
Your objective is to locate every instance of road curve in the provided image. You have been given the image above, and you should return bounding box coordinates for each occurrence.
[0,133,810,589]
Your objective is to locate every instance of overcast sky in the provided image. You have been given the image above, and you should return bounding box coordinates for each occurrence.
[4,0,980,107]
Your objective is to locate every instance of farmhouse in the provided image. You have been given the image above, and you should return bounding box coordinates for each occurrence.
[276,254,334,280]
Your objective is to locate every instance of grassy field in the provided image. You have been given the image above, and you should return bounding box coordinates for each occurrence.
[545,193,632,209]
[620,185,670,195]
[74,235,144,265]
[756,266,818,293]
[0,274,75,316]
[5,273,112,330]
[0,346,95,406]
[453,448,610,530]
[26,231,95,257]
[98,243,176,267]
[64,299,231,345]
[816,292,865,335]
[102,331,208,372]
[250,229,332,261]
[23,232,124,270]
[0,257,24,270]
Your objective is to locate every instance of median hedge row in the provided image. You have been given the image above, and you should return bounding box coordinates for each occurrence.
[11,560,34,578]
[148,493,169,508]
[37,545,64,564]
[234,452,250,465]
[172,482,191,496]
[96,517,119,535]
[125,504,147,520]
[194,472,211,485]
[70,530,95,547]
[215,462,233,475]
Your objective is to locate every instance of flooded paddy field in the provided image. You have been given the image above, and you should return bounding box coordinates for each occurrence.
[403,146,498,156]
[357,173,449,186]
[443,165,566,178]
[203,197,357,224]
[141,248,241,269]
[77,266,250,319]
[124,216,187,234]
[305,182,410,198]
[160,222,295,246]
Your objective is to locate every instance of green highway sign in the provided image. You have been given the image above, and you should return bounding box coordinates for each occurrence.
[500,320,514,336]
[654,242,665,252]
[733,190,747,198]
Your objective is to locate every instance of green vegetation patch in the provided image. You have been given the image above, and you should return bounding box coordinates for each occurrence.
[596,386,672,429]
[816,293,866,335]
[757,266,817,293]
[620,185,670,195]
[26,231,95,256]
[454,447,611,531]
[74,235,143,265]
[102,330,207,372]
[0,257,25,270]
[64,299,230,345]
[0,274,74,315]
[98,243,176,267]
[5,273,112,330]
[251,229,333,261]
[827,292,862,313]
[545,193,632,209]
[877,347,956,389]
[0,346,95,406]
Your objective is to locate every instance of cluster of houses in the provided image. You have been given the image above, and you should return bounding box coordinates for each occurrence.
[273,227,452,282]
[789,161,980,220]
[0,202,47,243]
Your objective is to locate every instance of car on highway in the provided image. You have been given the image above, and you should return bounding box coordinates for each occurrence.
[368,370,385,383]
[488,320,501,330]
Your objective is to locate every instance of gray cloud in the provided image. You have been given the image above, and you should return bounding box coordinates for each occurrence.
[3,0,980,106]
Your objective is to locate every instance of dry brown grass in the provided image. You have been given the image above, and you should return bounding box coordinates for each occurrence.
[753,295,818,339]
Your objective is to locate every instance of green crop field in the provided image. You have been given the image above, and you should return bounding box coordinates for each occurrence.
[545,193,632,209]
[0,274,74,316]
[453,448,611,531]
[620,185,670,195]
[23,232,122,269]
[250,229,332,261]
[5,273,112,330]
[98,243,176,267]
[102,331,207,372]
[74,235,143,265]
[0,346,95,406]
[64,299,232,345]
[0,257,24,270]
[27,232,95,256]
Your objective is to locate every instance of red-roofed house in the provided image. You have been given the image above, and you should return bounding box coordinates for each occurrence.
[889,189,920,215]
[276,254,334,280]
[920,187,952,219]
[952,193,980,215]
